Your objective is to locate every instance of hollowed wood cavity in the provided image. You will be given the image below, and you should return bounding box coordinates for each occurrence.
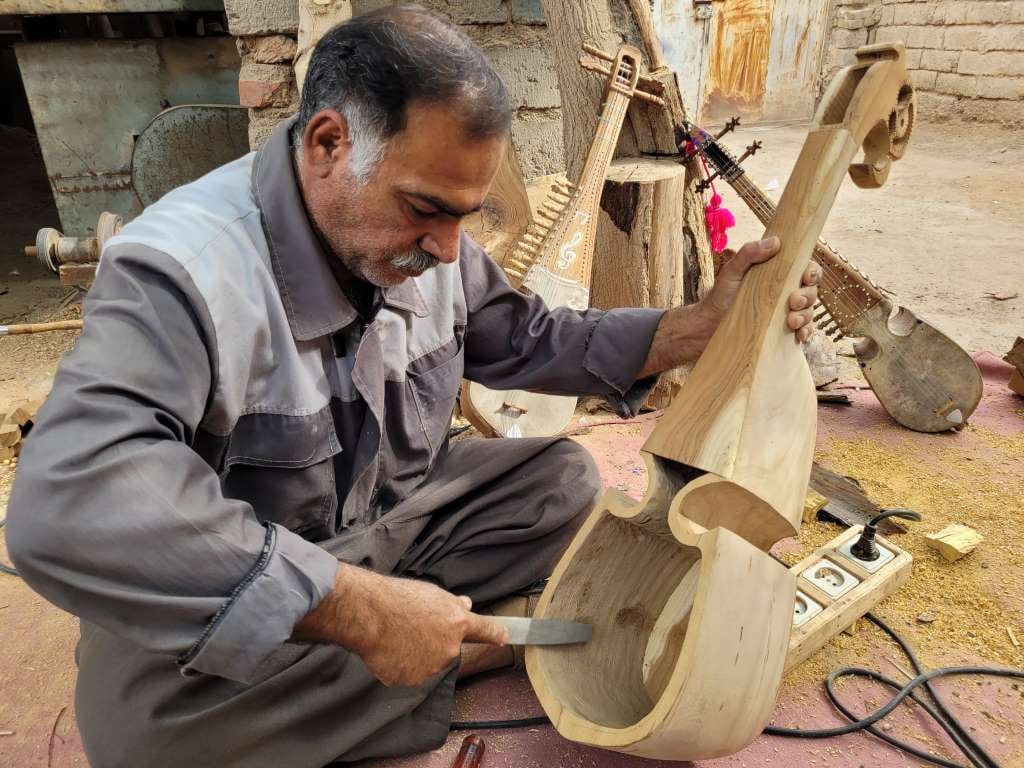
[533,513,701,729]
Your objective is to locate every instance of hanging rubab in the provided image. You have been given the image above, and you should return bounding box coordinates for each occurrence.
[526,44,915,760]
[461,44,663,439]
[685,108,981,433]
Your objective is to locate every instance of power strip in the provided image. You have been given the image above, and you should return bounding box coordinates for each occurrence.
[785,526,912,673]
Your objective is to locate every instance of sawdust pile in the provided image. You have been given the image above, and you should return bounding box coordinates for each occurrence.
[781,424,1024,690]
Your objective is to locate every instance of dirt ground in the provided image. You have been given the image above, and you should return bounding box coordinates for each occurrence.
[0,119,1021,766]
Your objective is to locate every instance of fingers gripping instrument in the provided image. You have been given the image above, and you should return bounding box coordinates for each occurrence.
[525,44,914,761]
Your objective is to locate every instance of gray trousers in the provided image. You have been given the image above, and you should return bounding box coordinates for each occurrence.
[75,437,599,768]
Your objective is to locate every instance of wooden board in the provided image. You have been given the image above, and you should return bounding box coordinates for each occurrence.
[786,525,913,673]
[809,462,904,533]
[4,0,221,12]
[59,263,97,287]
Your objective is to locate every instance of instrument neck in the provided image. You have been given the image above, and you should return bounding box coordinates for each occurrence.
[573,90,632,204]
[727,173,887,316]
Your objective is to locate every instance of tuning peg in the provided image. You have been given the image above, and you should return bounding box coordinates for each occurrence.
[715,117,741,140]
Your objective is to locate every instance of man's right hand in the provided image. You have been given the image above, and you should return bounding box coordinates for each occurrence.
[294,563,509,687]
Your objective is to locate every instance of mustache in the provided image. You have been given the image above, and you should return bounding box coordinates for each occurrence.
[389,248,440,273]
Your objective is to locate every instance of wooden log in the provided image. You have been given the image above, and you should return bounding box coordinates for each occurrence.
[591,156,687,408]
[925,523,984,562]
[295,0,353,94]
[537,0,616,183]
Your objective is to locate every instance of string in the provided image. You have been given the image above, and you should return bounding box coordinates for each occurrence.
[685,127,881,326]
[727,162,956,418]
[730,173,881,324]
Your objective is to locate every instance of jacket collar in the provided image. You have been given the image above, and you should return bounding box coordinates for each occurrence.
[251,118,428,341]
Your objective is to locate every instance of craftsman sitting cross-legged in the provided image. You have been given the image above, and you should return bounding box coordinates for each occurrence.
[6,6,818,768]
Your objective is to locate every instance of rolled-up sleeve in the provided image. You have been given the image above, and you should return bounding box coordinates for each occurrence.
[5,246,338,684]
[460,236,664,417]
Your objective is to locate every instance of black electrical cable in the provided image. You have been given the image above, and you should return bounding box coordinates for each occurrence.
[450,612,1024,768]
[764,611,1024,768]
[450,716,549,731]
[0,518,18,577]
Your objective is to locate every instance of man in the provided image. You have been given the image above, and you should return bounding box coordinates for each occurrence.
[7,6,819,767]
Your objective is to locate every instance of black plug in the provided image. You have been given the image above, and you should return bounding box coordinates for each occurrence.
[850,509,922,561]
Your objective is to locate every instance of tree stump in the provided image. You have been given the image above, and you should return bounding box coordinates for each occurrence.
[539,0,715,410]
[591,157,689,408]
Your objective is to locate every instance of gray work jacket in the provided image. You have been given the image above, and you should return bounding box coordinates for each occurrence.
[6,119,664,685]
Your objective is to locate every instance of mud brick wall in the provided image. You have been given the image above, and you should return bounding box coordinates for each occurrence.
[821,0,1024,127]
[224,0,565,179]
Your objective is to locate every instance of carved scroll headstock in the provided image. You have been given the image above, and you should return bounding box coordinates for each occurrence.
[815,43,917,188]
[603,45,643,101]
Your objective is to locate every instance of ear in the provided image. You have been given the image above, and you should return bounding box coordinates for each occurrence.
[301,109,351,179]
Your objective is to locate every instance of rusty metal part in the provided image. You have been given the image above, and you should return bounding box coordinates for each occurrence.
[450,735,485,768]
[15,37,240,235]
[26,212,122,275]
[131,105,250,207]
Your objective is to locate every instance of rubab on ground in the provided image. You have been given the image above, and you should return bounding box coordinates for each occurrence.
[690,116,982,433]
[526,43,915,760]
[460,45,653,439]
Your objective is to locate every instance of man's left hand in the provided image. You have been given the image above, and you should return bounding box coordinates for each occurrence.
[705,236,821,344]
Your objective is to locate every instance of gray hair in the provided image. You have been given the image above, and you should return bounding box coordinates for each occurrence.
[291,4,511,182]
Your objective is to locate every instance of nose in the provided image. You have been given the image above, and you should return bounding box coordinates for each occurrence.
[419,219,462,265]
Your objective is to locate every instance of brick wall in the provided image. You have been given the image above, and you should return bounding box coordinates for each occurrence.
[821,0,1024,126]
[224,0,565,178]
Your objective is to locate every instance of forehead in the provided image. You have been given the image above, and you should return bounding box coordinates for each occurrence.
[382,102,504,199]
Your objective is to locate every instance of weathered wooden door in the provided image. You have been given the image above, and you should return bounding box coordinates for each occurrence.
[655,0,833,124]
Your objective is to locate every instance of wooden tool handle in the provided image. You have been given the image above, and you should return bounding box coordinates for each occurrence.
[450,735,485,768]
[0,320,84,336]
[625,0,666,70]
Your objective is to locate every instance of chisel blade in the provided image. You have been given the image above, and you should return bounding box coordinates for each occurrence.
[488,616,592,646]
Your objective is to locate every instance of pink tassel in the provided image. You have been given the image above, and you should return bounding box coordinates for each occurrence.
[705,192,736,253]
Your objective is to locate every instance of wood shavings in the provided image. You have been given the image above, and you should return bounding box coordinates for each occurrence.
[781,429,1024,690]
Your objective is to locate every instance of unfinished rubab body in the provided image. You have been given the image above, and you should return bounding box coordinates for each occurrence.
[526,44,914,760]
